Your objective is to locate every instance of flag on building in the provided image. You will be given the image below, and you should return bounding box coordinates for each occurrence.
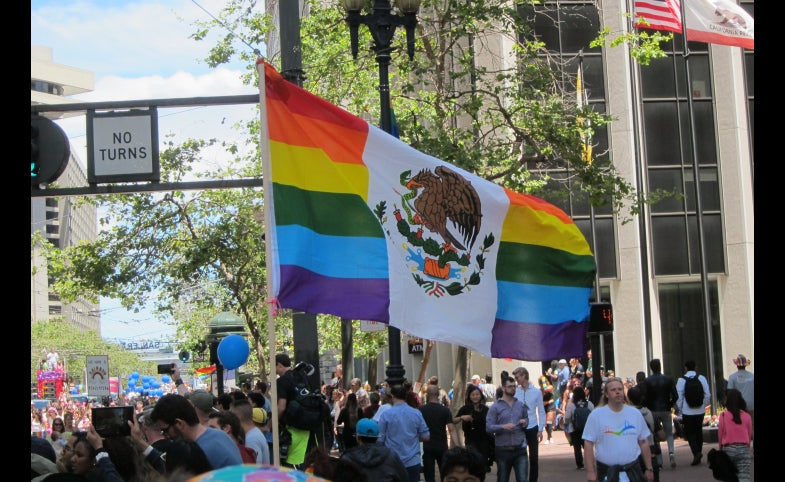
[634,0,682,33]
[634,0,753,50]
[257,59,596,361]
[576,63,592,164]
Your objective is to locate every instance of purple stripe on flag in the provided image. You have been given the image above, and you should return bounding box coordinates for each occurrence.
[490,319,588,360]
[277,265,390,322]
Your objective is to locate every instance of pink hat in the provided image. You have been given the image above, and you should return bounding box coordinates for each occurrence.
[733,354,750,367]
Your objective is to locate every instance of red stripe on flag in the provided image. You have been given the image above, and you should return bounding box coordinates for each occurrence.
[634,0,682,33]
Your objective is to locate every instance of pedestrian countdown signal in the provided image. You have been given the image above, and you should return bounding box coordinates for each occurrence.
[588,302,613,333]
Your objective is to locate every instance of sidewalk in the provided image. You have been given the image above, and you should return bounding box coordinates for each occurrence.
[477,434,753,482]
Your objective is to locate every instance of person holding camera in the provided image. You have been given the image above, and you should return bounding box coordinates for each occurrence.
[276,353,319,470]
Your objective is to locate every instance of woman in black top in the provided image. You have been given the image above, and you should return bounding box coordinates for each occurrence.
[454,384,494,472]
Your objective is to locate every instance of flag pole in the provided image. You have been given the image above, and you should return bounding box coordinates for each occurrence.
[677,2,718,415]
[257,58,281,466]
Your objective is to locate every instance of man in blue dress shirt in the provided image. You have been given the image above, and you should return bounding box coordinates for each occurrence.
[487,376,529,482]
[378,383,431,482]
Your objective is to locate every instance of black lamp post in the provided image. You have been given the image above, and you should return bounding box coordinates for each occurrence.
[342,0,420,389]
[207,310,246,395]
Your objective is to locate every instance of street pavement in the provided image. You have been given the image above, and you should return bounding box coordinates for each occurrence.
[433,433,753,481]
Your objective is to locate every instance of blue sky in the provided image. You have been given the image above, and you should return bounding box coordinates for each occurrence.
[32,0,263,343]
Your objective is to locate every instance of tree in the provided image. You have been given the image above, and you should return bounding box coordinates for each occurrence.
[31,317,155,385]
[196,0,671,219]
[36,0,674,384]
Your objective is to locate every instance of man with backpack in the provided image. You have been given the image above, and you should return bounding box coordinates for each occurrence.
[564,386,593,470]
[276,353,324,470]
[676,360,711,466]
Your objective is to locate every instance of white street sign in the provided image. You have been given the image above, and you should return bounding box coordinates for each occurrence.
[86,355,110,397]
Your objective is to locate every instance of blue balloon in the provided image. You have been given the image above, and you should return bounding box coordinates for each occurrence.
[131,372,140,378]
[217,334,249,370]
[161,375,171,383]
[128,379,137,387]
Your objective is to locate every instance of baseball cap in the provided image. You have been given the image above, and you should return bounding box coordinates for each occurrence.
[356,418,380,438]
[558,359,567,364]
[471,374,481,381]
[252,407,268,424]
[186,389,218,414]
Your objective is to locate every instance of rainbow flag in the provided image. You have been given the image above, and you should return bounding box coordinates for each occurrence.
[258,60,596,361]
[194,365,216,376]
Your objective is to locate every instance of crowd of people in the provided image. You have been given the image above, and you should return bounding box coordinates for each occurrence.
[31,350,753,482]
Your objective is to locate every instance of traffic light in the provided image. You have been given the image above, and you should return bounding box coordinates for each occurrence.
[31,123,40,178]
[179,350,190,362]
[31,114,70,187]
[588,302,613,333]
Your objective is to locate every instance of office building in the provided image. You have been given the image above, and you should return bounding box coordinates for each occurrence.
[31,45,100,332]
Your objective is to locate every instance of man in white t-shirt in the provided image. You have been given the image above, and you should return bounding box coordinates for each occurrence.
[583,377,654,482]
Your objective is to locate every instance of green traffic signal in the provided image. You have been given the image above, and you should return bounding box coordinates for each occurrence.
[31,124,40,178]
[31,114,70,187]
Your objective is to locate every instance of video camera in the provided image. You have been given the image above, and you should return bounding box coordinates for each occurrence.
[293,361,315,377]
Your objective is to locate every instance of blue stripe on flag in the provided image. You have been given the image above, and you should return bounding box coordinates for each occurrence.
[276,225,389,279]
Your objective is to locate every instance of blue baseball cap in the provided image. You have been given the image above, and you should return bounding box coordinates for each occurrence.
[356,418,380,438]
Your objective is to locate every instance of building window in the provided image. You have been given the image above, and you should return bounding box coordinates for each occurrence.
[639,35,725,276]
[741,1,754,182]
[31,80,64,96]
[525,1,617,279]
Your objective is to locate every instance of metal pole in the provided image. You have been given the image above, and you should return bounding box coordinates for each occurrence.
[678,1,717,414]
[371,11,405,389]
[343,0,417,389]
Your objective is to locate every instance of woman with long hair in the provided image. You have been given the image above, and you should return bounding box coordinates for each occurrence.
[336,393,363,453]
[718,388,753,482]
[454,384,494,473]
[539,374,557,444]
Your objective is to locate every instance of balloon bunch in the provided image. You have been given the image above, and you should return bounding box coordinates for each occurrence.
[125,371,166,397]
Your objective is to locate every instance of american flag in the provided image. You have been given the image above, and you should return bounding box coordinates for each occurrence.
[634,0,682,34]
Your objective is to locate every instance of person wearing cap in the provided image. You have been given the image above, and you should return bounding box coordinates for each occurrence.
[186,389,219,427]
[341,418,409,482]
[230,399,271,465]
[727,354,754,432]
[556,359,570,399]
[147,393,243,469]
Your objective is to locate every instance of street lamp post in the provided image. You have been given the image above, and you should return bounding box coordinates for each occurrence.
[342,0,420,389]
[207,310,246,395]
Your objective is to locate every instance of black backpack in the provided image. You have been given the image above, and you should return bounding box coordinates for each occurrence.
[571,400,591,437]
[285,371,330,432]
[682,375,705,408]
[707,448,739,482]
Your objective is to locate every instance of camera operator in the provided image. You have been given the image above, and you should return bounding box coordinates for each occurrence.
[276,353,320,470]
[167,363,189,396]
